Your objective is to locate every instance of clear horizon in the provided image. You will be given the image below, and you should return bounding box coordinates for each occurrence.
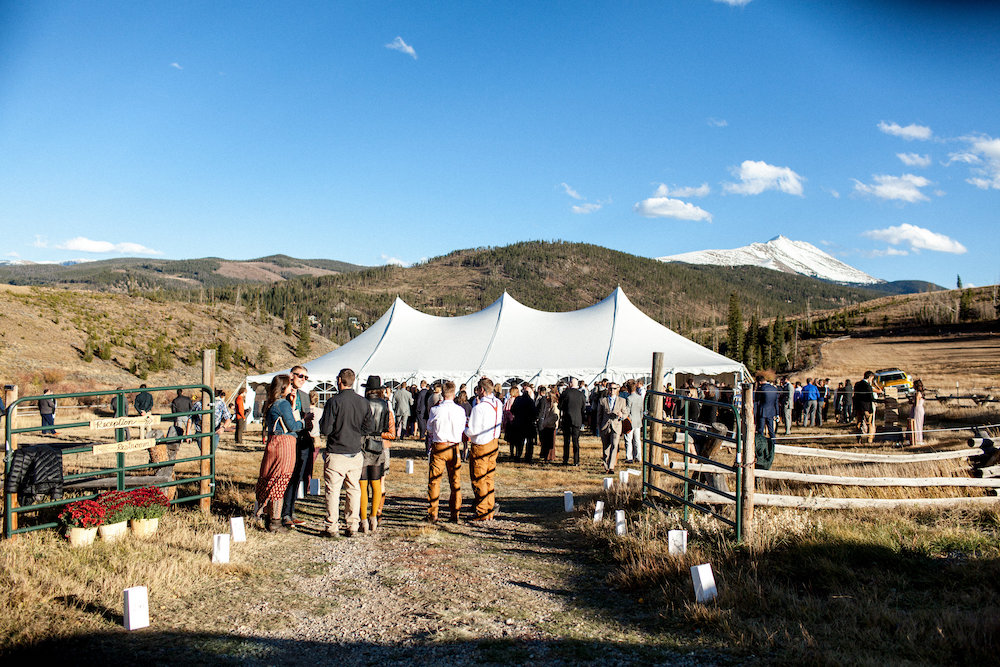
[1,2,998,288]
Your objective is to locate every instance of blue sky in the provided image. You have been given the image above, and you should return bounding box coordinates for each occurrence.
[1,1,998,288]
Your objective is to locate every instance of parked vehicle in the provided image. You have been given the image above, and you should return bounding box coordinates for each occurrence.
[874,368,914,395]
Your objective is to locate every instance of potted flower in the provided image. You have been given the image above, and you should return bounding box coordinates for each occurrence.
[96,490,133,542]
[58,499,106,547]
[128,487,170,538]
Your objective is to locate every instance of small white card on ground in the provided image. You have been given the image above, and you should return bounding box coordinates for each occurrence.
[309,478,320,495]
[405,459,414,474]
[618,470,629,485]
[603,477,614,490]
[593,500,604,522]
[123,586,150,631]
[296,481,305,499]
[663,453,670,466]
[691,563,718,603]
[668,529,687,555]
[212,534,230,564]
[614,509,626,536]
[627,468,641,477]
[674,431,685,443]
[564,490,574,512]
[230,517,246,543]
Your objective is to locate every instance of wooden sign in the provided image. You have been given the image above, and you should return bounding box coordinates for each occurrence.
[92,438,157,455]
[91,415,159,431]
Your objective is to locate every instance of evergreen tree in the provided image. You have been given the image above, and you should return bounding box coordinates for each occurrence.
[957,275,963,289]
[959,289,977,321]
[296,315,312,357]
[726,294,743,362]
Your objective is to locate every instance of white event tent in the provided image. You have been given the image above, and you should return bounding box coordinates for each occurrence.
[247,288,747,395]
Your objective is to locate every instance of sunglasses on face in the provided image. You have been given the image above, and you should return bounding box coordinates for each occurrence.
[293,372,309,381]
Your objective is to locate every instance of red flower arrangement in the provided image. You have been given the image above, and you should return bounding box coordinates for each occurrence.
[58,499,107,528]
[128,487,171,520]
[96,490,135,524]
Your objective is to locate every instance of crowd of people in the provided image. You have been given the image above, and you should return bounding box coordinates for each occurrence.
[253,370,659,537]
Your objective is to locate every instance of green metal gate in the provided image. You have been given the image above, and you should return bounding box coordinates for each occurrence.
[642,388,749,541]
[3,384,216,539]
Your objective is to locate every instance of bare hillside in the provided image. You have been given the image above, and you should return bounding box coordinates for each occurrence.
[0,285,336,396]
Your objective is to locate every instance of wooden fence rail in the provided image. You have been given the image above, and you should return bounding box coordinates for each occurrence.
[671,461,1000,488]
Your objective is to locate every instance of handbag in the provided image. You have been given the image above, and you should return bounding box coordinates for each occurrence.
[622,417,633,433]
[363,435,384,455]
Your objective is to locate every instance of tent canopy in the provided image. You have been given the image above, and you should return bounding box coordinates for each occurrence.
[247,288,746,389]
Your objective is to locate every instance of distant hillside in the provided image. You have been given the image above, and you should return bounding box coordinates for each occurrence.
[0,284,336,392]
[199,241,895,344]
[0,255,368,290]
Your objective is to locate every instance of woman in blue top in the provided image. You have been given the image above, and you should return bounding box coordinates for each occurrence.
[254,374,304,532]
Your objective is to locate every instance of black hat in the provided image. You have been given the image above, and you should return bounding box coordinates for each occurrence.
[364,375,383,390]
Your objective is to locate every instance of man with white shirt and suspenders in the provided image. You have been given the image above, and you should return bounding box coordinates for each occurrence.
[465,377,503,521]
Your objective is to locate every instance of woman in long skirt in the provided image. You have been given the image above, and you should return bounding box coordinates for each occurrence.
[911,379,926,445]
[255,374,303,532]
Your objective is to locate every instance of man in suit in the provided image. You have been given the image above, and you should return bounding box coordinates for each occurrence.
[319,367,376,537]
[414,380,430,440]
[754,373,780,442]
[392,381,413,438]
[281,365,315,528]
[853,371,878,444]
[558,378,586,466]
[779,377,794,434]
[598,382,630,473]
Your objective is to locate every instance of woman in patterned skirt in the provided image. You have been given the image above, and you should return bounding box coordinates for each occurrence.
[255,374,303,532]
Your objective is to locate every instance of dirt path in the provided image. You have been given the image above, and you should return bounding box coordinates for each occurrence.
[224,439,729,665]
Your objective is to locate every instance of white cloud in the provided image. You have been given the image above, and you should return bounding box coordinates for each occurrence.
[654,183,710,198]
[956,135,1000,190]
[33,235,48,248]
[723,160,804,196]
[713,0,751,6]
[385,36,417,59]
[56,237,163,255]
[823,187,841,198]
[877,121,932,141]
[707,117,728,127]
[853,173,931,203]
[634,196,712,222]
[5,251,19,258]
[897,153,931,168]
[560,182,583,200]
[862,223,966,254]
[572,202,603,214]
[170,62,183,70]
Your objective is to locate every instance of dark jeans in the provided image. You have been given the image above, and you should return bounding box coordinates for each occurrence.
[562,424,580,464]
[282,441,314,520]
[41,413,55,434]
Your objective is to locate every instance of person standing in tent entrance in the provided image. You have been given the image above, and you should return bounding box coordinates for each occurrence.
[598,382,629,473]
[426,380,466,523]
[281,365,314,528]
[558,378,586,466]
[465,377,504,521]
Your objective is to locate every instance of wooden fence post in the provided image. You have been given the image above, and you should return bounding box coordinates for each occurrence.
[201,349,216,514]
[648,352,665,496]
[739,382,755,543]
[4,385,18,535]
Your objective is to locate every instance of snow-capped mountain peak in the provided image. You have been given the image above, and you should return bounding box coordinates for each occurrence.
[657,235,881,285]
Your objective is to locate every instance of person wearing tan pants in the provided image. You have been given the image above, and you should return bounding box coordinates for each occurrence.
[426,381,467,522]
[465,377,504,521]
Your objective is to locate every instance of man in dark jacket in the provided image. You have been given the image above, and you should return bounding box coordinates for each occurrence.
[510,388,538,462]
[558,378,586,466]
[754,373,780,441]
[853,371,877,444]
[38,388,56,435]
[134,385,154,415]
[318,368,375,538]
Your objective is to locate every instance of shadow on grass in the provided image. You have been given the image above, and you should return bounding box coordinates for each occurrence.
[3,631,728,665]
